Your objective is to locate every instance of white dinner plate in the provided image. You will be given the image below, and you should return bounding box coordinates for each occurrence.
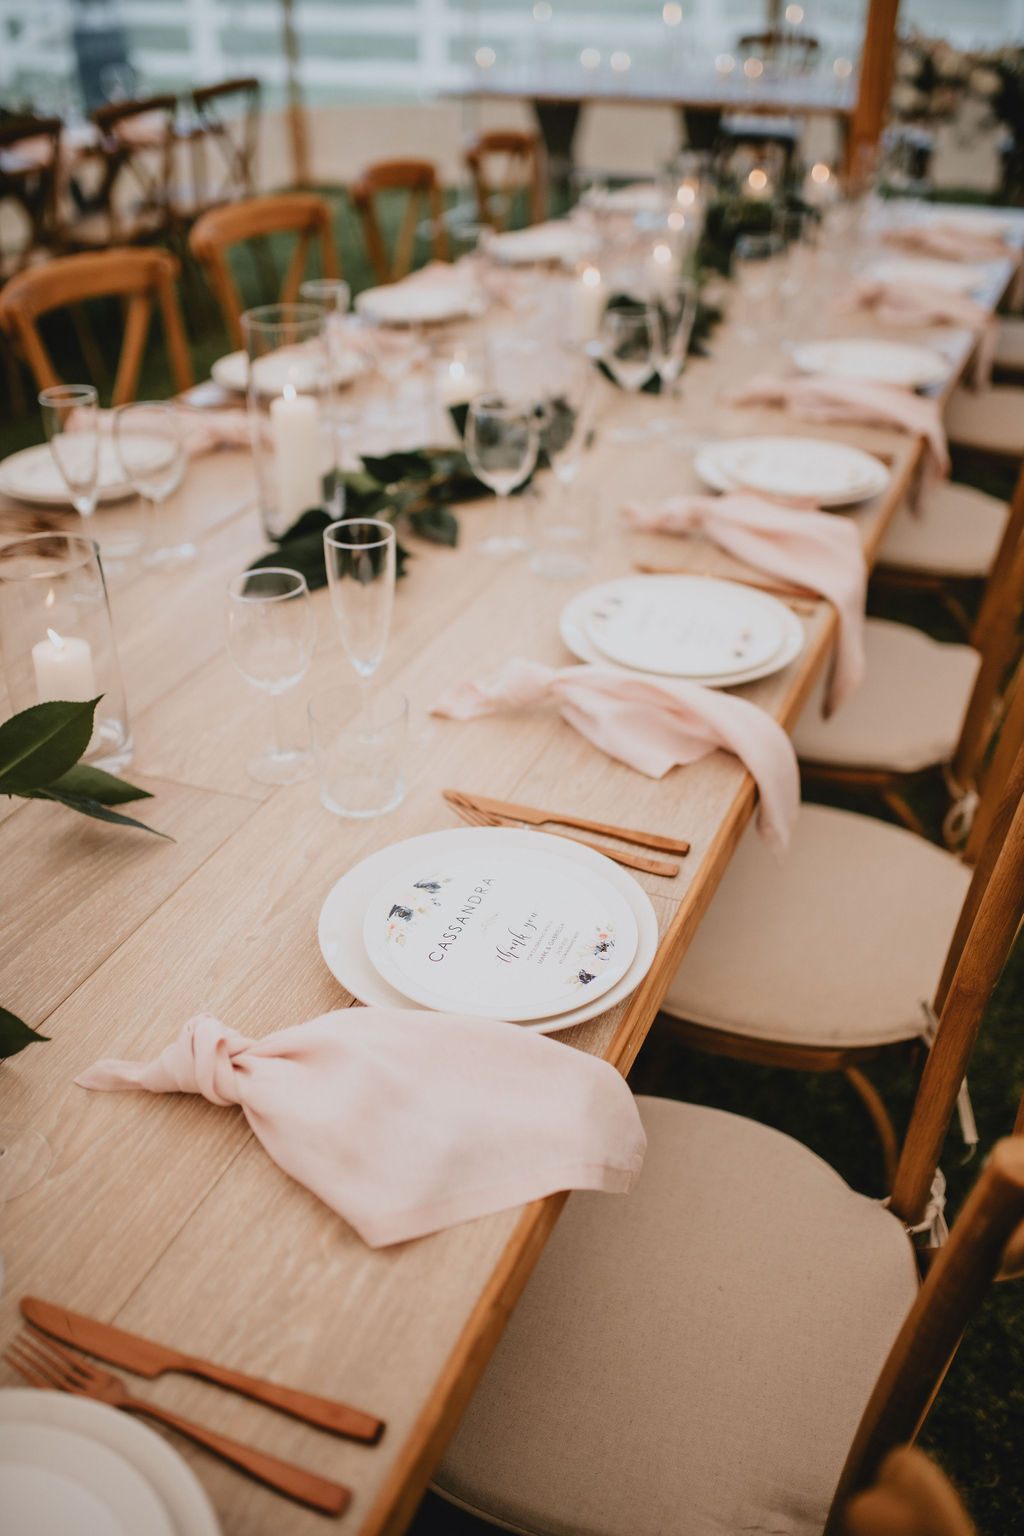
[318,827,659,1034]
[582,575,788,679]
[695,436,890,508]
[210,347,363,395]
[355,281,484,326]
[0,1421,175,1536]
[790,338,949,390]
[363,845,638,1021]
[0,441,138,507]
[865,256,991,294]
[560,579,806,688]
[486,222,588,267]
[0,1391,219,1536]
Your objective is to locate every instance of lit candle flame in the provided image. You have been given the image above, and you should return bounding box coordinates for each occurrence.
[46,628,65,650]
[44,587,55,609]
[811,162,832,185]
[283,383,297,401]
[581,265,602,289]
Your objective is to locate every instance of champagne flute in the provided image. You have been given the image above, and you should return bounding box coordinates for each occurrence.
[599,309,656,393]
[323,518,397,682]
[299,279,353,507]
[732,231,784,344]
[225,567,317,783]
[112,402,193,570]
[464,393,539,558]
[650,277,698,400]
[39,385,100,524]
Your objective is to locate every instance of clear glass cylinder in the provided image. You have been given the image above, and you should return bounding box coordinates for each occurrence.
[0,533,131,771]
[241,303,335,540]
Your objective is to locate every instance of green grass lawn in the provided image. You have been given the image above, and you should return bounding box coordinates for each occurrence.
[2,187,1022,1533]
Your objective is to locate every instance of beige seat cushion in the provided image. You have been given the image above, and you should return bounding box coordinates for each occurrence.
[878,479,1008,577]
[792,618,980,773]
[946,384,1024,457]
[660,804,970,1048]
[435,1097,918,1536]
[995,315,1024,374]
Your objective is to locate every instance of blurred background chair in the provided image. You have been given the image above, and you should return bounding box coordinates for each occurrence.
[62,94,178,252]
[176,77,262,223]
[350,158,448,284]
[464,130,546,230]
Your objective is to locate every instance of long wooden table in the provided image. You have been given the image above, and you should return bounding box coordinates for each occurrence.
[0,247,1004,1535]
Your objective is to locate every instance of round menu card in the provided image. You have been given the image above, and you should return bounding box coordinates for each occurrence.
[362,848,639,1021]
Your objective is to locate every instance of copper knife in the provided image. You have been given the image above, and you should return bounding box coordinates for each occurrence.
[444,789,690,856]
[20,1297,384,1443]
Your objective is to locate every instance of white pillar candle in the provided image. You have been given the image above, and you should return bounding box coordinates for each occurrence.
[32,627,96,703]
[570,267,607,343]
[270,387,323,526]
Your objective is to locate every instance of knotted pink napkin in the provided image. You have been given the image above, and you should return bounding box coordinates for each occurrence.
[724,371,949,481]
[623,493,866,715]
[70,406,250,457]
[431,659,799,851]
[76,1008,646,1248]
[838,279,998,386]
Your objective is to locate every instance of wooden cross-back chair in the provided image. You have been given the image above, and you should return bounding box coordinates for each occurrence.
[430,759,1024,1536]
[189,191,340,350]
[0,247,193,406]
[842,1447,976,1536]
[658,643,1024,1192]
[63,94,178,251]
[464,131,546,231]
[349,159,448,285]
[186,77,261,216]
[794,459,1024,839]
[0,115,63,281]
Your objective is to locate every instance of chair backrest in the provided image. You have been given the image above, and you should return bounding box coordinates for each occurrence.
[0,246,193,405]
[950,460,1024,792]
[464,131,546,231]
[190,77,261,208]
[87,94,178,241]
[824,1136,1024,1532]
[841,1446,976,1536]
[350,159,448,285]
[0,116,63,274]
[189,191,340,350]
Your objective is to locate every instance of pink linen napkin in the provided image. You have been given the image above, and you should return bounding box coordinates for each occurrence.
[76,1008,646,1249]
[724,371,949,481]
[70,406,250,457]
[431,659,799,851]
[623,493,866,715]
[838,279,998,386]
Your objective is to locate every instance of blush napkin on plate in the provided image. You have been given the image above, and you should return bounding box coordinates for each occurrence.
[837,279,999,387]
[431,658,799,852]
[622,492,867,716]
[76,1008,646,1248]
[71,406,251,457]
[723,372,950,482]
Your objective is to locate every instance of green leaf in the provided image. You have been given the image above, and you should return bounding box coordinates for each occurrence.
[249,534,330,592]
[24,787,172,838]
[409,504,459,547]
[0,1006,49,1059]
[48,763,154,805]
[361,452,434,484]
[0,698,100,796]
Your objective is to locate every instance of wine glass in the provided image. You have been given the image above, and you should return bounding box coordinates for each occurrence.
[650,277,698,400]
[112,402,193,570]
[543,347,594,489]
[464,393,540,558]
[225,567,317,784]
[323,518,397,682]
[599,309,656,393]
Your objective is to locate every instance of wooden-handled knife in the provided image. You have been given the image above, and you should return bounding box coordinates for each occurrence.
[20,1297,384,1443]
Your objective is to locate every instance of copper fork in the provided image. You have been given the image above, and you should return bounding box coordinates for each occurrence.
[6,1331,350,1515]
[447,791,680,878]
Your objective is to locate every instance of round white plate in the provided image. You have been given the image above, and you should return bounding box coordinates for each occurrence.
[210,347,362,395]
[319,827,659,1034]
[560,580,806,688]
[0,1391,219,1536]
[790,338,949,390]
[695,436,890,508]
[363,846,638,1021]
[486,223,588,267]
[865,256,991,293]
[0,1421,175,1536]
[0,441,137,507]
[355,282,483,326]
[583,575,788,679]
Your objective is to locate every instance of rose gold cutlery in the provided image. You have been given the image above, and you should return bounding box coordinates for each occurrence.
[444,789,682,877]
[20,1296,384,1443]
[6,1330,351,1515]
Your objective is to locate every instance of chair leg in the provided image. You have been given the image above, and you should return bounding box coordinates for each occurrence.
[881,789,929,841]
[1,333,27,420]
[843,1065,899,1192]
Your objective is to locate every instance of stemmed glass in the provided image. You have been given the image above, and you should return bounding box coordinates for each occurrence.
[323,518,397,682]
[599,309,656,393]
[112,402,193,570]
[732,231,785,345]
[225,567,317,783]
[464,393,540,558]
[39,384,100,524]
[299,279,353,507]
[650,277,698,400]
[545,348,594,489]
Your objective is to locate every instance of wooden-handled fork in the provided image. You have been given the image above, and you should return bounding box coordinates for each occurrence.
[445,790,682,877]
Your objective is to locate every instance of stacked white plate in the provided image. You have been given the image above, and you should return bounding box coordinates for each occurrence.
[865,256,991,294]
[210,347,363,395]
[560,574,805,689]
[790,338,949,390]
[0,440,151,507]
[695,435,890,507]
[485,222,589,268]
[318,826,659,1033]
[0,1389,220,1536]
[355,278,484,326]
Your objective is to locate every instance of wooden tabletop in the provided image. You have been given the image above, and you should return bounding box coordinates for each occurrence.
[0,243,1006,1535]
